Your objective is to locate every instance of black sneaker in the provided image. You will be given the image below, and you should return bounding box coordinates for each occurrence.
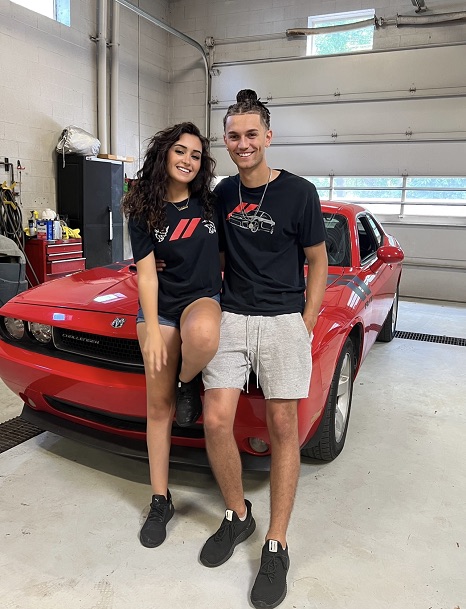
[139,490,175,548]
[250,540,290,609]
[175,375,202,427]
[200,499,256,567]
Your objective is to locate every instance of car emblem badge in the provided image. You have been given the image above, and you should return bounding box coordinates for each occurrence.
[111,318,126,328]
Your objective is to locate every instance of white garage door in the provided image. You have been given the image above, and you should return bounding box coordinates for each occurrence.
[210,43,466,177]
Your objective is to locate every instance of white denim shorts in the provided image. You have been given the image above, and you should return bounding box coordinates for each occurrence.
[203,311,313,400]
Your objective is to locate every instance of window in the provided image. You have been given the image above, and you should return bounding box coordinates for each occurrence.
[323,213,351,267]
[303,175,466,218]
[366,215,383,247]
[357,216,378,262]
[306,10,375,56]
[12,0,70,26]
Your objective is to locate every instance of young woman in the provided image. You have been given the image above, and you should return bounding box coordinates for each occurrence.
[122,122,222,548]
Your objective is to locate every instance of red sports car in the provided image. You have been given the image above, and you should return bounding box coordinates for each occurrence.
[0,202,403,470]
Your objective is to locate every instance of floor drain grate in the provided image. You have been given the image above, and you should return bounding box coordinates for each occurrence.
[395,331,466,346]
[0,416,44,454]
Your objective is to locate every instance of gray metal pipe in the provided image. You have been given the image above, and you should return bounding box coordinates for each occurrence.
[97,0,108,154]
[396,11,466,25]
[287,19,376,37]
[286,12,466,37]
[110,1,120,156]
[114,0,211,136]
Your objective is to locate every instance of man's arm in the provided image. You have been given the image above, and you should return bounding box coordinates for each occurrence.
[303,242,328,333]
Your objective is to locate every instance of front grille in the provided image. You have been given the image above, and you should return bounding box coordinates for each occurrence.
[45,395,205,439]
[53,328,144,366]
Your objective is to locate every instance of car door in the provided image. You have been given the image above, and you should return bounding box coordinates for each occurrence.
[357,213,399,343]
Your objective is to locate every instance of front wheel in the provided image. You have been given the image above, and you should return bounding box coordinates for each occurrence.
[301,337,355,461]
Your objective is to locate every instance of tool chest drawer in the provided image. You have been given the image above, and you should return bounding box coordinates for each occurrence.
[46,257,86,275]
[45,242,84,260]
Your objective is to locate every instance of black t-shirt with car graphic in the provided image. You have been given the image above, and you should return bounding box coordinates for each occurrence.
[128,196,222,318]
[215,170,326,315]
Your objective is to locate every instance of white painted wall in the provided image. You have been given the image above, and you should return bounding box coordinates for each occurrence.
[0,0,170,224]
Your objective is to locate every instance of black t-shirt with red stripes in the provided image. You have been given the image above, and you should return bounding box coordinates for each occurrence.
[215,170,326,316]
[128,196,222,318]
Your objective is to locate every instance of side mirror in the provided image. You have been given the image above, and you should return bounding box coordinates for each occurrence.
[377,245,404,264]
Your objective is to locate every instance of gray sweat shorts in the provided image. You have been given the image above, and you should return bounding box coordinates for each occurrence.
[203,311,313,400]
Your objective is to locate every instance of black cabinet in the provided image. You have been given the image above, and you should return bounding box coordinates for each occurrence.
[57,155,124,269]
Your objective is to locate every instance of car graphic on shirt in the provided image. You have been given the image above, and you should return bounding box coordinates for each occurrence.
[228,209,276,234]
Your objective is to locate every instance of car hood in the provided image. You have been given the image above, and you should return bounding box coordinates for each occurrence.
[8,264,139,315]
[4,267,347,318]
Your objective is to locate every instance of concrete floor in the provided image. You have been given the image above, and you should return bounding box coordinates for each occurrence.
[0,298,465,609]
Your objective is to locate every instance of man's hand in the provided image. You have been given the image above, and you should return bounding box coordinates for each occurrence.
[302,311,318,334]
[303,242,328,335]
[155,259,166,272]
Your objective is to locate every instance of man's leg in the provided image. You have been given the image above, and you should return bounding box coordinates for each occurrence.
[265,398,300,547]
[203,387,245,515]
[249,399,299,608]
[250,313,310,608]
[200,385,256,566]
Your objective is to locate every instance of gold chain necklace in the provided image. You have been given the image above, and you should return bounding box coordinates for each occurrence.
[238,168,272,228]
[169,196,190,212]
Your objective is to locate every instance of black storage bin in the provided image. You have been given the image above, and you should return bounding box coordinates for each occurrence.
[0,258,27,306]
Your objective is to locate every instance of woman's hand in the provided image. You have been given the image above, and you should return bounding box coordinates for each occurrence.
[142,326,168,378]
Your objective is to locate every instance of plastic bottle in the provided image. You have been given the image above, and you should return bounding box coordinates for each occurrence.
[28,211,36,236]
[53,215,62,240]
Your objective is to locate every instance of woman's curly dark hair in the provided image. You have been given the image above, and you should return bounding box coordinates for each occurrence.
[122,122,216,232]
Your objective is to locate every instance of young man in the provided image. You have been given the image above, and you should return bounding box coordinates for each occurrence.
[200,89,328,608]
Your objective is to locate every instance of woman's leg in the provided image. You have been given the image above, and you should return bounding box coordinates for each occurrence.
[137,322,181,495]
[179,297,222,383]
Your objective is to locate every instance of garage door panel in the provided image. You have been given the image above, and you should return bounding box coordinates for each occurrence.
[211,44,466,104]
[211,97,466,143]
[212,141,466,177]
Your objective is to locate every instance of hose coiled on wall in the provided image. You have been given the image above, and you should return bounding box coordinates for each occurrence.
[0,183,24,251]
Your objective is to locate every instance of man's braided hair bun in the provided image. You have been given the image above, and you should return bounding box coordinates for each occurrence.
[223,88,270,129]
[236,89,259,103]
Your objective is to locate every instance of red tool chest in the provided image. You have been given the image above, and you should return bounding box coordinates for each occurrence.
[25,238,86,286]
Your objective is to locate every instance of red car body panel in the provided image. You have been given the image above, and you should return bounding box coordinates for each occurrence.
[0,202,403,468]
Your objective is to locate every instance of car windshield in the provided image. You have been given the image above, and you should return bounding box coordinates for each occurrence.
[323,213,351,267]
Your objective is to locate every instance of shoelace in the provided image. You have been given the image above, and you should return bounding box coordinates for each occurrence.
[259,555,288,583]
[147,502,168,522]
[214,519,238,543]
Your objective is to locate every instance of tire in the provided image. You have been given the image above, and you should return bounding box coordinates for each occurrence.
[376,286,399,343]
[301,337,355,461]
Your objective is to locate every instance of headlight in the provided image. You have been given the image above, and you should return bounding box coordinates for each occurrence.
[4,317,25,340]
[29,322,53,344]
